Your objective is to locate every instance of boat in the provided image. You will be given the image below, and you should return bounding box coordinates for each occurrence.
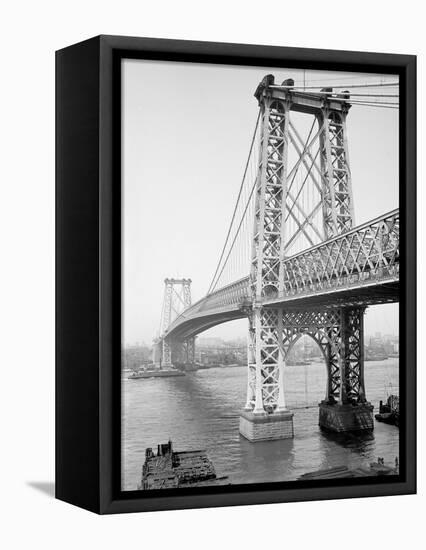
[375,394,399,426]
[139,441,229,490]
[128,365,185,379]
[299,457,399,480]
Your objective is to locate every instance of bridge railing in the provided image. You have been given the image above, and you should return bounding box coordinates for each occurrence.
[281,209,399,297]
[200,277,250,311]
[164,277,250,335]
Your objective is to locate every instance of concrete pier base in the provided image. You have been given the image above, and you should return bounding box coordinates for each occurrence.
[239,410,294,442]
[319,401,374,433]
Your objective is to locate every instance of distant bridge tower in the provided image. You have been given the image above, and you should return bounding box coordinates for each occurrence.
[240,75,372,441]
[158,278,195,368]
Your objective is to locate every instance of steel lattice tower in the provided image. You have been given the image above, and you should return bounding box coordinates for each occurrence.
[240,75,372,440]
[319,106,355,237]
[159,278,195,368]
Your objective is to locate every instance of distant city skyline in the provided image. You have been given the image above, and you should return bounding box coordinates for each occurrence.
[124,321,399,349]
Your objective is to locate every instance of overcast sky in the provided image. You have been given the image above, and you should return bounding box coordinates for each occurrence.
[122,60,399,345]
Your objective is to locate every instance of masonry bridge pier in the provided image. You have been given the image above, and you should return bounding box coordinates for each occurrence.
[153,75,400,442]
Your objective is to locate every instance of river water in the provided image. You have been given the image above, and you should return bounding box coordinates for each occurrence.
[121,359,399,490]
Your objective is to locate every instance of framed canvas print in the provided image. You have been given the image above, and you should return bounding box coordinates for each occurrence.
[56,35,416,514]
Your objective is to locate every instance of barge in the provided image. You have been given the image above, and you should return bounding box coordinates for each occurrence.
[128,366,185,379]
[299,457,399,480]
[139,441,228,490]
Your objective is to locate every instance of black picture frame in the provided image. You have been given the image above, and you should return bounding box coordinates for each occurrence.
[56,35,416,514]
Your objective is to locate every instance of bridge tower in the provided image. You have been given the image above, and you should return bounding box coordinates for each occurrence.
[158,278,195,369]
[239,75,373,441]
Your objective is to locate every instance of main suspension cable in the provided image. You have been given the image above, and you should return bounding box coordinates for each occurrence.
[210,174,258,294]
[207,110,261,295]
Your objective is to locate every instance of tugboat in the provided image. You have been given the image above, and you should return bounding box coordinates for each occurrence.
[375,394,399,426]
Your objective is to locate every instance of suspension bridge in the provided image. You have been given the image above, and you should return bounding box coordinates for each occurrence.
[152,74,400,441]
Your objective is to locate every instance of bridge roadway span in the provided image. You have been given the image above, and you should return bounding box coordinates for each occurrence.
[165,209,399,341]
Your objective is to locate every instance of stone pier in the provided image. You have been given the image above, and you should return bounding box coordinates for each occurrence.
[239,410,294,442]
[318,401,374,432]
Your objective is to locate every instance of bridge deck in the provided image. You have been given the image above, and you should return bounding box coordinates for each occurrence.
[164,209,399,341]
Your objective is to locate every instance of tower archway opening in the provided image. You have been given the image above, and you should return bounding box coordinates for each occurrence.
[284,333,328,411]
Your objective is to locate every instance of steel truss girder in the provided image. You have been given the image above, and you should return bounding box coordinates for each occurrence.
[281,209,399,298]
